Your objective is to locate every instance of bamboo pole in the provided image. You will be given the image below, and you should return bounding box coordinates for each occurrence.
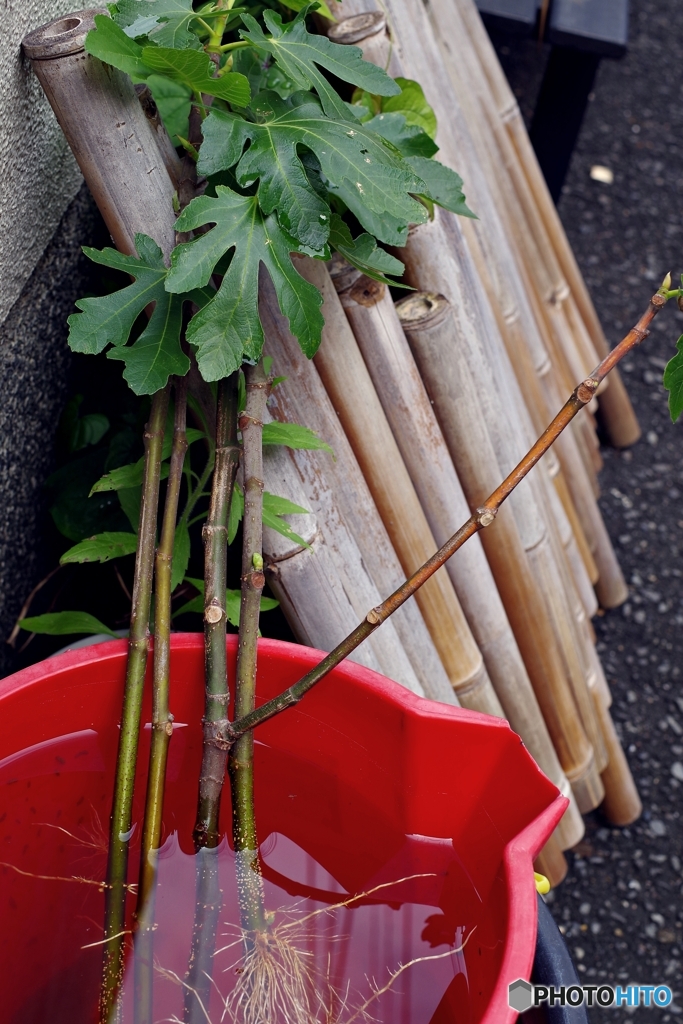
[397,287,641,823]
[329,5,629,637]
[417,0,628,608]
[258,273,458,706]
[396,290,605,814]
[331,258,582,850]
[23,10,178,261]
[296,257,504,717]
[449,0,641,448]
[261,416,439,696]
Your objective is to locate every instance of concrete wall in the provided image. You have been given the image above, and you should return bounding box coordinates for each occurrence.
[0,3,104,675]
[1,0,84,325]
[0,185,103,677]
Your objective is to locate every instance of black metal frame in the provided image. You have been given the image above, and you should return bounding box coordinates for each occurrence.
[475,0,629,202]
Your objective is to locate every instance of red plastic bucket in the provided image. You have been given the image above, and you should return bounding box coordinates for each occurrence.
[0,635,566,1023]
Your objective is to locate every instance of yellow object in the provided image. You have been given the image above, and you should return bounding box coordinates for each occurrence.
[534,872,550,895]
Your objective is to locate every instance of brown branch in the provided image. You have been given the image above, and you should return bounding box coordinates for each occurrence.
[192,372,240,850]
[228,287,668,741]
[6,566,62,646]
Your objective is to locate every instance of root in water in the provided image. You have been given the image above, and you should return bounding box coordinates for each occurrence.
[159,874,475,1024]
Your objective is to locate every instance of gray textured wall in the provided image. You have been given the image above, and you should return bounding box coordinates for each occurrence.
[0,185,101,677]
[0,4,102,675]
[1,1,84,325]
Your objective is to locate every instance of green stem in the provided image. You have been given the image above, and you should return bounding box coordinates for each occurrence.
[184,373,239,1023]
[99,385,170,1024]
[134,379,188,1024]
[206,0,233,49]
[229,360,269,935]
[179,447,215,529]
[215,40,251,53]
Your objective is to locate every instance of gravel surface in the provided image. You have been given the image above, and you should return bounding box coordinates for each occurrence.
[493,1,683,1017]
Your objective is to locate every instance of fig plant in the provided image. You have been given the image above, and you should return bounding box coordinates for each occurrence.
[35,2,683,1020]
[46,1,474,1019]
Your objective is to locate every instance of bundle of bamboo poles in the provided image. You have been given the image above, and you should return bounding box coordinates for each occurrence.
[24,0,642,889]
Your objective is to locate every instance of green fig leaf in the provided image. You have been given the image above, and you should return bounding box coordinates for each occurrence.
[238,7,398,120]
[166,188,325,379]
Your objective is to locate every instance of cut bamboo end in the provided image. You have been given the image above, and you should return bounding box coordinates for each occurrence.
[596,370,643,448]
[23,9,177,260]
[534,835,568,889]
[592,694,643,827]
[396,290,607,819]
[327,10,385,44]
[553,777,586,851]
[566,752,605,815]
[259,271,459,706]
[298,257,504,710]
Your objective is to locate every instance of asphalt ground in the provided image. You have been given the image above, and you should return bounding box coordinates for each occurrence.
[491,2,683,1017]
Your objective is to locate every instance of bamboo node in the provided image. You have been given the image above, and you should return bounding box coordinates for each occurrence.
[474,507,497,527]
[349,275,385,307]
[204,603,224,624]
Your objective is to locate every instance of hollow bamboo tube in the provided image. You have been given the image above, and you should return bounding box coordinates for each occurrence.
[398,207,610,787]
[449,0,640,448]
[257,272,458,707]
[422,210,639,820]
[433,2,603,389]
[535,836,569,890]
[411,210,624,772]
[425,1,627,606]
[396,290,603,816]
[331,258,582,846]
[331,13,626,754]
[333,0,602,477]
[294,258,504,717]
[261,417,436,697]
[412,28,627,608]
[330,9,621,643]
[592,692,643,826]
[23,9,178,261]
